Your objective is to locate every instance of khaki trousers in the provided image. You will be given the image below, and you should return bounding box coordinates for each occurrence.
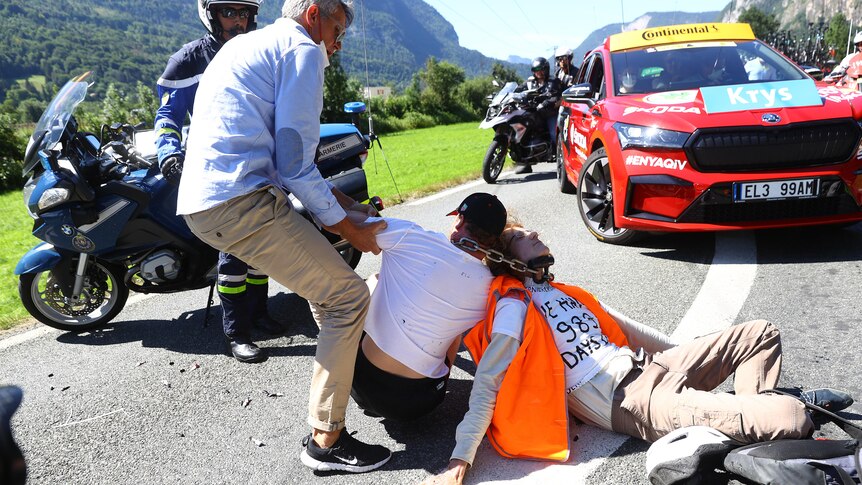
[184,186,368,432]
[612,320,813,444]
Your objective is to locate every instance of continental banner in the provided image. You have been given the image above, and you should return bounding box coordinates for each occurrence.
[609,23,755,52]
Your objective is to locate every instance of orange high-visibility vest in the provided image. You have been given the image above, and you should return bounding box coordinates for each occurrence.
[464,275,629,462]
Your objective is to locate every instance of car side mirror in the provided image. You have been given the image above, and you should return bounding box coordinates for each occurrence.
[562,83,596,107]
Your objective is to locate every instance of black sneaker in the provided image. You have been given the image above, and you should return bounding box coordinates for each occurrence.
[300,429,391,473]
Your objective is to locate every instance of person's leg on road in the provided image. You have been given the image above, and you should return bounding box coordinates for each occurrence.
[184,187,389,471]
[218,253,265,363]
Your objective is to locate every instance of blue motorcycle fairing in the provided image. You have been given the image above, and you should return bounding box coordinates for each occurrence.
[124,167,195,239]
[34,195,139,255]
[14,243,61,275]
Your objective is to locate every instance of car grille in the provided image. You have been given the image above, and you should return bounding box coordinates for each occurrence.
[677,179,860,223]
[685,119,861,172]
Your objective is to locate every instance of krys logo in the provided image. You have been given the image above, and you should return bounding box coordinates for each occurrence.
[701,80,822,114]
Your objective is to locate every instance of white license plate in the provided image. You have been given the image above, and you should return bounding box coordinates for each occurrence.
[734,178,819,202]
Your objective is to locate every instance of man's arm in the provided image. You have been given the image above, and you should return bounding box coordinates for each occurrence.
[154,55,195,166]
[421,299,526,485]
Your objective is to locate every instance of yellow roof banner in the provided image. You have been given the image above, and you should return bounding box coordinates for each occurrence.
[609,23,756,52]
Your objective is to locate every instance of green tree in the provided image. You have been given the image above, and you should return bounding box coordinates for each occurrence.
[0,110,25,191]
[491,62,522,84]
[739,7,780,39]
[417,57,465,114]
[132,81,158,128]
[456,76,494,118]
[825,13,852,59]
[101,83,131,126]
[322,53,362,123]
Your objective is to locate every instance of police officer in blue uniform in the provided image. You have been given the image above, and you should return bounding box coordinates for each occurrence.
[155,0,281,363]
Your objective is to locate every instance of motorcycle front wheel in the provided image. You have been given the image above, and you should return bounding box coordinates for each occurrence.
[482,138,508,184]
[19,260,129,332]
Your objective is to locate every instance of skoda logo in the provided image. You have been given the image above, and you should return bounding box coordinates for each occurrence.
[762,113,781,123]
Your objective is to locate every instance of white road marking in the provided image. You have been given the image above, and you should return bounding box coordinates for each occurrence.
[0,292,156,350]
[471,231,758,484]
[405,172,513,206]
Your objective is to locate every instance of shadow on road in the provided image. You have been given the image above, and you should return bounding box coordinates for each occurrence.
[633,223,862,264]
[495,170,555,185]
[54,292,321,357]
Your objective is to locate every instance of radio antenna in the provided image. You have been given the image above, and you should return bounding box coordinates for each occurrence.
[358,0,403,202]
[620,0,626,31]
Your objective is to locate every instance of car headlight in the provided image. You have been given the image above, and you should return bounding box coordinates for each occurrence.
[614,122,690,150]
[37,187,71,211]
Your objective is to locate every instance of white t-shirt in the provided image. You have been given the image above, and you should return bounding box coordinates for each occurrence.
[364,218,494,378]
[525,280,619,392]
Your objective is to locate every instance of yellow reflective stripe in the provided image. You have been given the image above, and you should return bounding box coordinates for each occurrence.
[246,277,269,286]
[609,23,755,52]
[157,127,181,138]
[217,284,246,294]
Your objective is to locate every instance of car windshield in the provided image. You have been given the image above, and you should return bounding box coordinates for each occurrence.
[610,40,807,96]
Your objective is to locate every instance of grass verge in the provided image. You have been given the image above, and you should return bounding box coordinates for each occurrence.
[0,121,493,331]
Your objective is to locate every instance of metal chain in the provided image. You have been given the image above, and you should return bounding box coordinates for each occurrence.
[454,237,554,282]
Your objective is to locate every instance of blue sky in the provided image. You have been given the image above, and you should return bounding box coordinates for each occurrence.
[422,0,731,61]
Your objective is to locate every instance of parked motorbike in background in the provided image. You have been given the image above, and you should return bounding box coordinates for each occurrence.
[479,81,554,184]
[15,72,378,332]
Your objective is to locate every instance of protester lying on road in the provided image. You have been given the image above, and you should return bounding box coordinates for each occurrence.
[422,222,854,485]
[349,193,508,421]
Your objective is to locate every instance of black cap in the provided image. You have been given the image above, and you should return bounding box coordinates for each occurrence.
[446,192,507,237]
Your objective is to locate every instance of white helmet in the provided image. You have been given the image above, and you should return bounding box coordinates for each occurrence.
[854,31,862,45]
[555,46,573,60]
[198,0,262,38]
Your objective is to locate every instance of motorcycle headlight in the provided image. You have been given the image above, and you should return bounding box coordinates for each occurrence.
[37,187,71,211]
[614,122,690,150]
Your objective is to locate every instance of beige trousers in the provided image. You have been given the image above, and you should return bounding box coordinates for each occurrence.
[184,186,368,432]
[613,320,813,444]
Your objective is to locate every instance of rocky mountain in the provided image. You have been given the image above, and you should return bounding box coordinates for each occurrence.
[720,0,856,30]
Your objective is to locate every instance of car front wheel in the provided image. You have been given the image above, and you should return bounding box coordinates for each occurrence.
[577,148,640,245]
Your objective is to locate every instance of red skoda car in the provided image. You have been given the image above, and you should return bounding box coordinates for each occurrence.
[557,23,862,244]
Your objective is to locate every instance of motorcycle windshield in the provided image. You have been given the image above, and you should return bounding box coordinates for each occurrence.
[491,82,518,105]
[22,71,92,175]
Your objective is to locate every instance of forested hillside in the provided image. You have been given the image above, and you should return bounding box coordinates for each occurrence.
[0,0,526,112]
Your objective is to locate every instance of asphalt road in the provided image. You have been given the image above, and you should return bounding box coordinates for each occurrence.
[2,165,861,484]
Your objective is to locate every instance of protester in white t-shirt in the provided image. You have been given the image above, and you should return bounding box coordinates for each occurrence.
[350,192,509,420]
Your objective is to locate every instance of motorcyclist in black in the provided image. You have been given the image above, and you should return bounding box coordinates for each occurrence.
[514,57,561,174]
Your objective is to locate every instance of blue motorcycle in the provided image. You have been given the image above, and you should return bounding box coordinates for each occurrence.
[15,72,376,332]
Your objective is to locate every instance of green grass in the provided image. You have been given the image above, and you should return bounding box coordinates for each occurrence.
[0,121,492,331]
[364,122,491,206]
[0,191,41,330]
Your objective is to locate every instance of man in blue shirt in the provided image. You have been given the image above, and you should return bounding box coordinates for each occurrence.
[155,0,281,364]
[177,0,391,473]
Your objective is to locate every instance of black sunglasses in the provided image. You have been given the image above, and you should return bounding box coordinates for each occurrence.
[218,7,253,19]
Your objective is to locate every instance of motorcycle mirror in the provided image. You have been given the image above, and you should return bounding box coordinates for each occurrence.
[133,122,147,130]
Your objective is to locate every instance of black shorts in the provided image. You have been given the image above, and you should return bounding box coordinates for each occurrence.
[350,340,449,421]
